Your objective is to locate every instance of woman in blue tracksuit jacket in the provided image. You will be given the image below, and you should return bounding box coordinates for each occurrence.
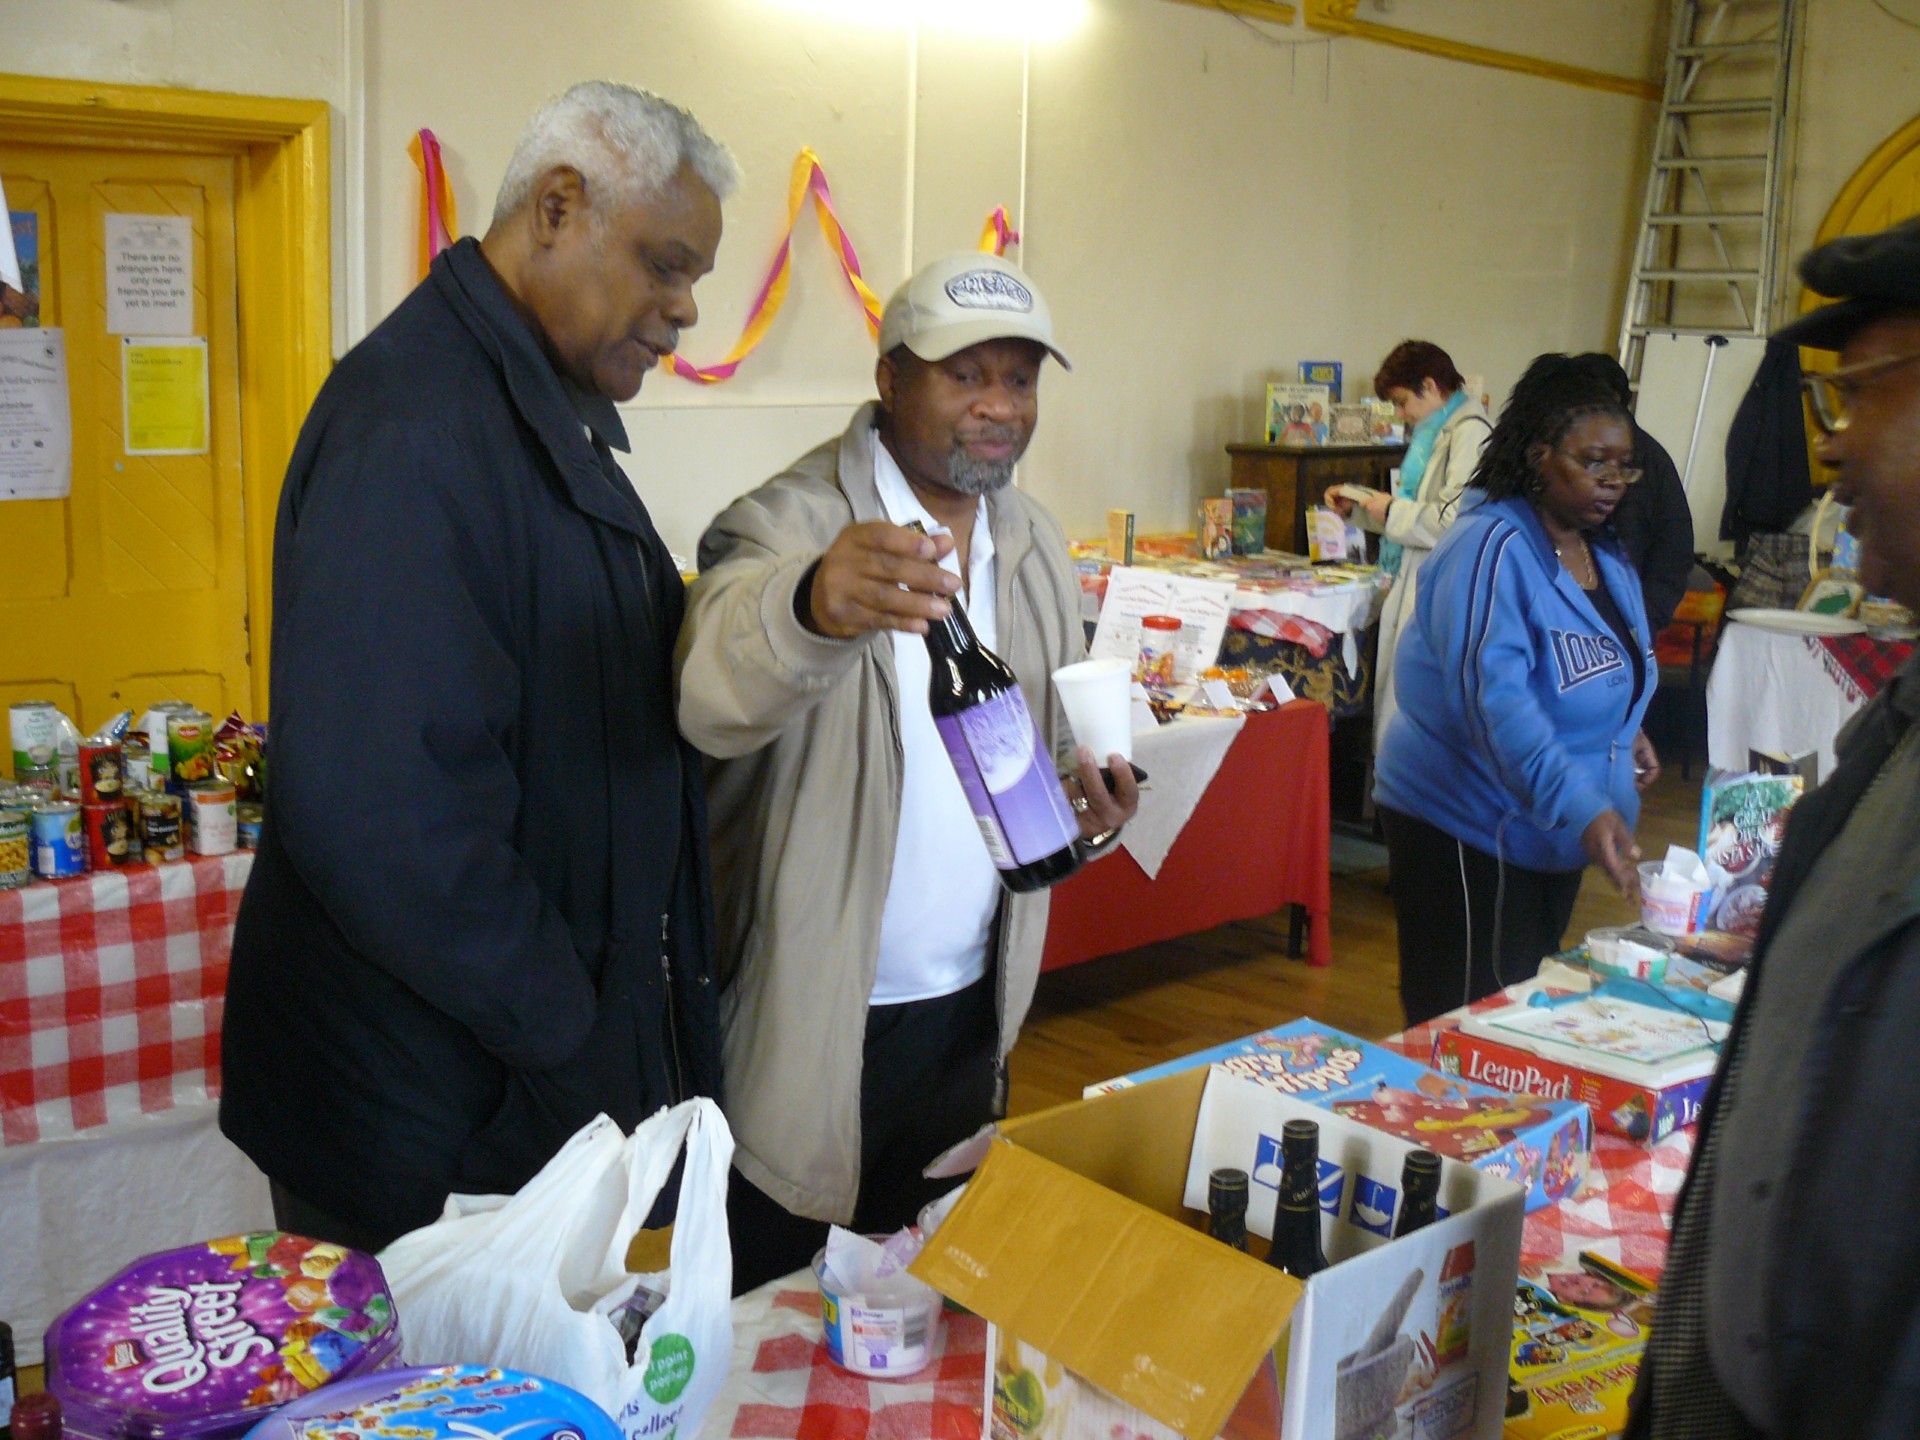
[1374,356,1661,1024]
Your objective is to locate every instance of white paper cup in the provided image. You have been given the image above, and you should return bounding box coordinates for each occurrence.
[1051,657,1134,762]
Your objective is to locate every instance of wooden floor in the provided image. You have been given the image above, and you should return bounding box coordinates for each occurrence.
[1007,766,1705,1115]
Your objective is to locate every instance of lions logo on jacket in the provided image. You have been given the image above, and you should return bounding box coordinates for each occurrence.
[1549,629,1628,691]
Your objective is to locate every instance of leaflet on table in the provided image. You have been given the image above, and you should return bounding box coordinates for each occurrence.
[1088,566,1235,683]
[1088,1018,1590,1212]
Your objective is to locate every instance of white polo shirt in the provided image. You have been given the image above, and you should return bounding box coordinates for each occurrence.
[869,441,1004,1006]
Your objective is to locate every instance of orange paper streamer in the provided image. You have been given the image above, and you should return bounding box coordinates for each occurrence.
[667,148,1019,385]
[408,129,459,281]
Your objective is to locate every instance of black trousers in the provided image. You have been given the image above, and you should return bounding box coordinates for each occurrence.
[1379,806,1585,1027]
[727,971,1000,1295]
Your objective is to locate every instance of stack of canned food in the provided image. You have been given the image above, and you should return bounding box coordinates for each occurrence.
[2,700,266,890]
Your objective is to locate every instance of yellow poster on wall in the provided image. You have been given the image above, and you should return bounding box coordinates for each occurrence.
[122,335,209,454]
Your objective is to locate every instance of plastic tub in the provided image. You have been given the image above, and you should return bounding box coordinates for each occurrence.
[813,1245,943,1379]
[1638,862,1712,936]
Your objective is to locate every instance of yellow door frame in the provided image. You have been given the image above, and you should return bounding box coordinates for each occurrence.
[0,72,330,721]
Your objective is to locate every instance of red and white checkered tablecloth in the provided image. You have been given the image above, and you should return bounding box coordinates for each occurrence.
[0,851,253,1147]
[703,1280,986,1440]
[1388,993,1694,1285]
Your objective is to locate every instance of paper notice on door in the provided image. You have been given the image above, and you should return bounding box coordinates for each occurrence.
[0,327,73,500]
[123,336,209,455]
[105,213,194,335]
[1089,567,1236,682]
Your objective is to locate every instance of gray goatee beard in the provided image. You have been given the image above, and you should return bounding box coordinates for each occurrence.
[946,446,1019,496]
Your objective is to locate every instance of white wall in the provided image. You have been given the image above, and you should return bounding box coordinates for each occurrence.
[5,0,1664,558]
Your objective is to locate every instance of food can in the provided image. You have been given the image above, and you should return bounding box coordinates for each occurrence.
[83,801,136,870]
[185,781,237,855]
[0,806,31,889]
[122,738,152,794]
[30,801,86,879]
[235,800,264,850]
[10,700,59,776]
[78,741,125,803]
[140,792,185,861]
[142,701,195,781]
[166,710,216,789]
[57,750,83,800]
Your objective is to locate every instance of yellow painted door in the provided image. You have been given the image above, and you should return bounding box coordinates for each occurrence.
[0,143,248,760]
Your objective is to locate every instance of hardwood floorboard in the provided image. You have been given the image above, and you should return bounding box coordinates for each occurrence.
[1007,768,1704,1115]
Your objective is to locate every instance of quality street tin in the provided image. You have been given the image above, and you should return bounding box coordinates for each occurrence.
[31,801,86,879]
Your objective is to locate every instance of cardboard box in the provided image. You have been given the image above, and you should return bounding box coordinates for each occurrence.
[1087,1019,1591,1213]
[1432,1027,1709,1147]
[914,1066,1526,1440]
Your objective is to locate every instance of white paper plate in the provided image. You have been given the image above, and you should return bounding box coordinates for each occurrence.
[1727,606,1867,637]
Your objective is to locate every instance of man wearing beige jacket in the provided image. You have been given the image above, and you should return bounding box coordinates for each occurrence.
[677,253,1137,1292]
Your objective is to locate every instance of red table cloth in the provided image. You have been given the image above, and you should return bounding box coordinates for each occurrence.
[0,852,251,1146]
[1042,700,1333,970]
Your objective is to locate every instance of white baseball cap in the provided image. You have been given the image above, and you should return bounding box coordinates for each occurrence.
[877,252,1071,370]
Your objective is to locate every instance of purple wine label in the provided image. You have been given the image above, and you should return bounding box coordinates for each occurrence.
[48,1232,397,1436]
[935,690,1079,868]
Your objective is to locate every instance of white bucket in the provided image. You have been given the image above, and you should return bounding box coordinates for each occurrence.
[813,1246,944,1379]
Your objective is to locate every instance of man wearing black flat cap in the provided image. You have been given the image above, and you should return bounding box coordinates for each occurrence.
[1628,215,1920,1439]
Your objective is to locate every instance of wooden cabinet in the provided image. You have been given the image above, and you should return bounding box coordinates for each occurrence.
[1226,443,1407,554]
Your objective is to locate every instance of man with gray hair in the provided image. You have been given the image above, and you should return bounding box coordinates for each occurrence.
[221,82,736,1251]
[678,251,1138,1290]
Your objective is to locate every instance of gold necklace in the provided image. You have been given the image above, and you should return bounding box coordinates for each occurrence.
[1554,535,1596,588]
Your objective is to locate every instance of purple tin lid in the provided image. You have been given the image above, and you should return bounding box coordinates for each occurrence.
[45,1232,401,1440]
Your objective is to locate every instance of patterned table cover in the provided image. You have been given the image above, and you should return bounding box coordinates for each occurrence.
[0,851,252,1146]
[702,1281,986,1440]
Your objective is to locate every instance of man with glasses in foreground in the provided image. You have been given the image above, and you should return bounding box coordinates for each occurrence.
[1629,216,1920,1439]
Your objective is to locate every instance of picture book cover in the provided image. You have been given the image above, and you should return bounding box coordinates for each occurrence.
[1266,383,1332,445]
[1504,1260,1654,1440]
[1698,771,1803,938]
[1326,402,1373,446]
[1297,359,1342,399]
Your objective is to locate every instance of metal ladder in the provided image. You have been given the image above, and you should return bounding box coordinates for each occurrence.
[1617,0,1800,388]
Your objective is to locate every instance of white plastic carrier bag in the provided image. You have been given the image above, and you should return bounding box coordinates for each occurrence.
[379,1099,734,1440]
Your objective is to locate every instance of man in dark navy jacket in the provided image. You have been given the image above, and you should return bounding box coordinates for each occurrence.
[220,82,736,1250]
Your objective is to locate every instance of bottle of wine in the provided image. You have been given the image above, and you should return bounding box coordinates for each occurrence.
[908,523,1082,893]
[1206,1167,1250,1252]
[1264,1119,1329,1279]
[1395,1149,1442,1238]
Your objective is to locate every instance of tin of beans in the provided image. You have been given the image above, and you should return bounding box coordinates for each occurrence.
[235,800,264,850]
[123,738,153,794]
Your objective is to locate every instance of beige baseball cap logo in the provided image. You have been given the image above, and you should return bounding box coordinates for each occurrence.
[944,268,1034,313]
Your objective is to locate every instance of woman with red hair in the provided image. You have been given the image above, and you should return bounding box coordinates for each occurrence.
[1336,340,1491,754]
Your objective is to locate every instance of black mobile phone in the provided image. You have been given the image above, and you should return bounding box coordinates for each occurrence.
[1099,762,1149,794]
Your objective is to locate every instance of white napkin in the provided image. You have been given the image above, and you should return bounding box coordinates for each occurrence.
[1121,714,1245,878]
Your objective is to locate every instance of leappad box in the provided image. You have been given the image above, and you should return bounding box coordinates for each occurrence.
[1088,1019,1590,1212]
[913,1066,1525,1440]
[1433,1026,1711,1147]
